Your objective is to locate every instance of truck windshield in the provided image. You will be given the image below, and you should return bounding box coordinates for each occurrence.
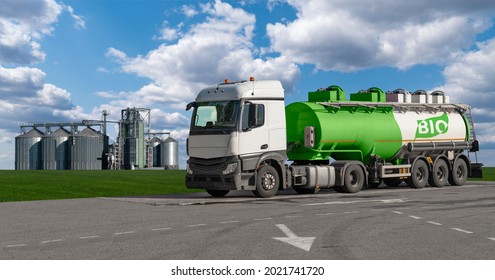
[190,100,240,135]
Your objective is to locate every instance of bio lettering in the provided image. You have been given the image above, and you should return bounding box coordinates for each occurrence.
[415,113,449,138]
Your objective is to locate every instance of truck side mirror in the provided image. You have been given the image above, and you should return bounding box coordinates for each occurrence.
[186,102,196,111]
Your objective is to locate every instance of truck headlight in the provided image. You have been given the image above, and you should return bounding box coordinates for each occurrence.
[222,163,238,175]
[186,164,193,175]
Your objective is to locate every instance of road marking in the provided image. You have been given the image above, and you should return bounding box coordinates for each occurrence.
[409,215,422,220]
[273,224,315,252]
[6,244,27,248]
[343,211,359,214]
[451,228,473,234]
[113,231,137,235]
[188,224,206,227]
[219,220,239,224]
[151,227,172,231]
[488,238,495,242]
[304,198,406,206]
[284,215,303,219]
[315,212,333,216]
[392,211,404,215]
[41,239,64,244]
[253,218,273,221]
[78,235,99,239]
[426,221,443,226]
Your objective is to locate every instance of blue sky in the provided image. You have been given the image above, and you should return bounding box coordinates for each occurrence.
[1,0,495,169]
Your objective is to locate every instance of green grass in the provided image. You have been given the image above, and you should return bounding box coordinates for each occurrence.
[1,167,493,203]
[0,170,200,203]
[471,167,495,181]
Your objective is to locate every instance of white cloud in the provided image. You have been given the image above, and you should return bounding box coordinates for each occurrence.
[266,0,495,71]
[435,38,495,158]
[0,0,63,64]
[181,5,198,18]
[64,4,86,30]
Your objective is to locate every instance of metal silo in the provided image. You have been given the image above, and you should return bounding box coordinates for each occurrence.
[119,108,149,169]
[15,128,43,170]
[41,128,70,170]
[161,136,179,170]
[70,127,105,170]
[148,137,161,167]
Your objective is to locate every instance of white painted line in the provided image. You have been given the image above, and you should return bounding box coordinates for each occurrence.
[426,221,443,226]
[451,228,473,234]
[41,239,64,244]
[488,238,495,241]
[392,211,404,215]
[305,198,406,206]
[78,235,99,239]
[343,211,359,214]
[253,218,273,221]
[113,231,136,235]
[409,215,422,220]
[6,244,27,248]
[284,215,303,219]
[151,227,172,231]
[219,221,239,224]
[188,224,206,227]
[315,212,333,216]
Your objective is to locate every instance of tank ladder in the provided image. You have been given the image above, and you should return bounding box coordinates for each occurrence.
[465,107,479,163]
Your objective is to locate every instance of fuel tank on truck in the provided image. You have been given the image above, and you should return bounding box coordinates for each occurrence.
[286,86,470,164]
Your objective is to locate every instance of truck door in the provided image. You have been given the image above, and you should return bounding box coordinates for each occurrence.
[238,102,270,167]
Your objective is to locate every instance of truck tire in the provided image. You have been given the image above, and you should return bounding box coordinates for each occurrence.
[383,178,402,187]
[341,164,364,193]
[206,189,229,197]
[406,159,429,189]
[253,165,279,198]
[448,158,468,186]
[429,159,449,187]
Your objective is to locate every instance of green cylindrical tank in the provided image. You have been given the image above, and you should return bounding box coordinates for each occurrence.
[286,97,469,164]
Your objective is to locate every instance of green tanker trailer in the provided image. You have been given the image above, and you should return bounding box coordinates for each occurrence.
[185,79,482,197]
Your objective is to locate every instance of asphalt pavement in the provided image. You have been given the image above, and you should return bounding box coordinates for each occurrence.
[1,182,494,259]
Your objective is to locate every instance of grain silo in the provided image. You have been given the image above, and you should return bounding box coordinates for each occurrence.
[70,127,106,170]
[41,128,70,170]
[147,137,162,167]
[15,128,44,170]
[118,108,150,169]
[161,136,179,170]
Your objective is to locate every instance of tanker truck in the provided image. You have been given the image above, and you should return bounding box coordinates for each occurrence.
[185,78,482,198]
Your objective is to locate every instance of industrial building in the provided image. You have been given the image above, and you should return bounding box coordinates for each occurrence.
[15,108,179,170]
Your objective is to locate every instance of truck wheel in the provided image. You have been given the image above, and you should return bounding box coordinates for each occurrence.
[253,165,279,198]
[383,178,402,187]
[406,159,429,189]
[293,185,318,194]
[341,164,364,193]
[448,158,468,186]
[206,189,229,197]
[429,159,449,187]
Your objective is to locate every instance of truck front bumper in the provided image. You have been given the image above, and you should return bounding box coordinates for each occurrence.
[185,156,254,191]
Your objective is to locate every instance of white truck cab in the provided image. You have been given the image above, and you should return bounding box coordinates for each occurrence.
[185,78,287,197]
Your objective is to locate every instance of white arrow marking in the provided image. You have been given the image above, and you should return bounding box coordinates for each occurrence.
[273,224,315,252]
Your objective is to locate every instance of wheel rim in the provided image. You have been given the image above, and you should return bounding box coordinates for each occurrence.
[436,166,446,181]
[416,167,425,182]
[262,172,276,190]
[456,165,464,179]
[349,170,358,186]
